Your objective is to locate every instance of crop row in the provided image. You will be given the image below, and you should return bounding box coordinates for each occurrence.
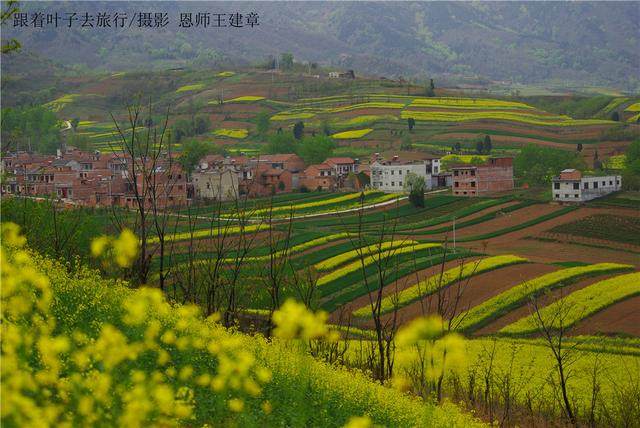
[317,243,442,287]
[331,128,373,139]
[500,272,640,335]
[400,110,614,127]
[314,240,418,271]
[150,223,269,244]
[454,262,634,332]
[355,255,529,317]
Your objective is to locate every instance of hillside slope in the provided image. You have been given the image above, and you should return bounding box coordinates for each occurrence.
[2,2,638,90]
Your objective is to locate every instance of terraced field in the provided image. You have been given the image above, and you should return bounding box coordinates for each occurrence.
[45,69,639,163]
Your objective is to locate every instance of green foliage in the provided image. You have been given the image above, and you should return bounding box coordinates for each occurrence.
[255,111,270,136]
[404,172,425,207]
[266,132,296,154]
[1,106,61,153]
[178,139,225,174]
[172,115,211,143]
[293,121,304,140]
[407,117,415,131]
[0,198,109,265]
[296,135,336,165]
[279,52,294,70]
[514,144,585,186]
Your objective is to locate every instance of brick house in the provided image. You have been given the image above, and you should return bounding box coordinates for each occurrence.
[452,157,514,196]
[299,163,337,191]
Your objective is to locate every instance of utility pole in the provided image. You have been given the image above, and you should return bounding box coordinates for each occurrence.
[452,216,456,253]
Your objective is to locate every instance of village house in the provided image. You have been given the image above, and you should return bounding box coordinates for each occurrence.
[452,157,514,196]
[324,157,357,177]
[369,153,441,193]
[1,149,188,208]
[552,169,621,202]
[299,163,337,191]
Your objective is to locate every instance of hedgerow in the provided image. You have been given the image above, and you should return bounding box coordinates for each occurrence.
[356,255,528,317]
[500,272,640,335]
[454,263,635,332]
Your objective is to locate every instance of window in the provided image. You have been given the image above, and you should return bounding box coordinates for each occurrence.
[471,182,476,187]
[399,181,402,186]
[454,170,459,176]
[565,194,569,198]
[609,181,613,186]
[602,181,606,186]
[555,194,560,199]
[554,183,560,189]
[471,170,476,176]
[391,170,394,175]
[574,194,579,198]
[391,182,395,186]
[594,182,598,189]
[399,170,402,175]
[573,183,579,190]
[583,182,589,189]
[454,182,459,188]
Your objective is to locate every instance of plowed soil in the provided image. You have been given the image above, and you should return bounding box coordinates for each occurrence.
[570,295,640,336]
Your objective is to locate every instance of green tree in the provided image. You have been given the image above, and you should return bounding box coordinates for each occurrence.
[296,135,335,164]
[1,106,61,153]
[576,143,583,152]
[267,133,297,154]
[293,121,304,140]
[280,52,294,70]
[475,140,484,154]
[483,135,492,153]
[1,1,20,54]
[404,172,425,208]
[400,135,413,150]
[256,111,270,137]
[178,139,220,175]
[514,144,585,186]
[611,111,620,121]
[407,117,415,132]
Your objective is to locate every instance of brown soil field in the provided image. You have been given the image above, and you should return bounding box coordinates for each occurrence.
[374,262,559,329]
[334,108,405,117]
[413,200,522,233]
[536,232,640,253]
[453,123,606,141]
[570,295,640,336]
[432,132,561,148]
[473,272,625,335]
[459,206,640,267]
[425,203,562,240]
[328,257,483,323]
[407,107,560,117]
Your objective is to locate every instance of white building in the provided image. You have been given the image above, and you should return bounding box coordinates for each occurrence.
[552,169,621,202]
[369,155,440,193]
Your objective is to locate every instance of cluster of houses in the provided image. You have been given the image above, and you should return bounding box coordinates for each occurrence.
[1,146,621,207]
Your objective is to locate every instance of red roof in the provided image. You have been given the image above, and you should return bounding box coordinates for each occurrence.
[325,157,354,165]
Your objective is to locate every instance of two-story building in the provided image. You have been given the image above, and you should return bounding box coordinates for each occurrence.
[452,157,514,197]
[369,154,440,193]
[552,169,621,202]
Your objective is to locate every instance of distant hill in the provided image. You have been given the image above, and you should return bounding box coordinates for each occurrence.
[2,2,639,91]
